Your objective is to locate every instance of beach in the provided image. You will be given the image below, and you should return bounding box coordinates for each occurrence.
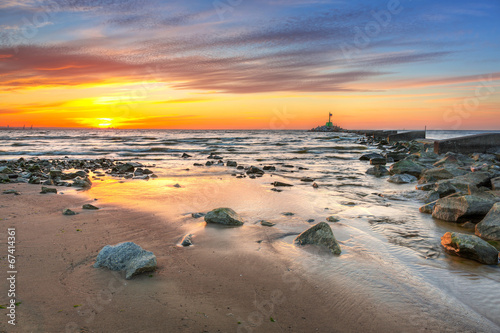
[0,129,499,332]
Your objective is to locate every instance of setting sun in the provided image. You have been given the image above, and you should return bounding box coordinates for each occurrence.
[97,118,113,128]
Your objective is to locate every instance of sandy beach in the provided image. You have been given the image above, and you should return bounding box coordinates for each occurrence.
[1,174,499,332]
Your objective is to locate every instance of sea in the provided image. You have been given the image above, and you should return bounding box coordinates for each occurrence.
[1,128,499,330]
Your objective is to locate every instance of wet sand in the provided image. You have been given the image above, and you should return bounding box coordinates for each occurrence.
[0,182,498,332]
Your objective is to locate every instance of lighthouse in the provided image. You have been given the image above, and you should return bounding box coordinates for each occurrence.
[326,112,333,128]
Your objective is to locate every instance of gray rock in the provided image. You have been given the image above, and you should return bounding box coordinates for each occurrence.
[359,153,383,161]
[3,189,20,195]
[282,212,294,216]
[246,166,264,175]
[74,170,87,177]
[73,176,92,188]
[415,183,434,191]
[181,234,193,246]
[366,165,389,177]
[441,232,498,265]
[387,174,417,184]
[117,163,135,173]
[263,166,276,171]
[370,157,386,165]
[49,169,62,178]
[475,202,500,241]
[204,208,244,226]
[418,167,467,184]
[0,166,13,174]
[273,181,293,187]
[93,242,157,279]
[326,216,340,222]
[0,174,10,183]
[300,177,315,182]
[443,172,491,191]
[191,212,205,218]
[260,220,276,227]
[40,187,57,194]
[226,160,237,167]
[432,193,500,222]
[294,222,341,255]
[83,204,99,210]
[389,159,426,177]
[62,208,76,215]
[492,177,500,190]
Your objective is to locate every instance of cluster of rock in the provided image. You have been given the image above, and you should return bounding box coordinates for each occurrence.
[309,125,344,132]
[0,158,157,189]
[358,134,500,265]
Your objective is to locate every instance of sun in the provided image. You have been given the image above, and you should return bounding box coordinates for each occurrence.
[97,118,113,127]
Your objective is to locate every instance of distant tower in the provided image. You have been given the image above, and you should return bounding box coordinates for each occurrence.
[326,112,333,128]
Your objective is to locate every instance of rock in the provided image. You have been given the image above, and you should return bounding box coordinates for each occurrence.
[444,172,491,191]
[62,208,76,215]
[0,174,10,183]
[49,169,62,178]
[475,202,500,241]
[191,212,205,218]
[282,212,294,216]
[142,169,153,175]
[307,219,315,223]
[3,189,20,195]
[117,163,135,173]
[312,182,319,188]
[441,232,498,265]
[246,166,264,175]
[419,204,434,214]
[389,159,426,177]
[260,220,276,227]
[193,163,203,167]
[83,204,99,210]
[40,187,57,194]
[300,177,314,182]
[294,222,341,255]
[491,177,500,190]
[434,182,461,198]
[418,167,467,184]
[74,170,87,177]
[359,153,383,161]
[205,161,213,166]
[387,174,417,184]
[432,193,500,222]
[0,166,13,174]
[181,153,192,158]
[204,208,244,226]
[181,234,193,246]
[415,183,434,191]
[208,154,222,160]
[273,181,293,187]
[93,242,157,279]
[370,157,387,165]
[173,183,181,188]
[73,176,92,189]
[326,216,339,222]
[226,160,237,167]
[263,166,276,171]
[366,165,389,177]
[461,221,476,230]
[384,152,408,162]
[270,188,282,192]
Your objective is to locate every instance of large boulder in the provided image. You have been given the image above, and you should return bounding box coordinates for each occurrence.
[475,202,500,241]
[359,153,383,161]
[93,242,157,279]
[388,174,417,184]
[443,172,491,190]
[441,232,498,265]
[204,208,245,226]
[365,165,389,177]
[389,159,426,177]
[418,167,466,184]
[294,222,341,255]
[432,193,500,222]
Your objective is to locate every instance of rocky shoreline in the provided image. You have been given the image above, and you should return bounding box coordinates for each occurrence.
[355,133,500,264]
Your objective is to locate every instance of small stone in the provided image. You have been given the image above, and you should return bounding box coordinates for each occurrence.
[173,183,181,188]
[312,182,319,188]
[40,187,57,194]
[181,153,192,158]
[326,216,340,222]
[226,161,237,167]
[300,177,314,182]
[273,181,293,187]
[181,234,193,246]
[3,189,20,195]
[191,212,205,218]
[260,220,276,227]
[387,174,417,184]
[282,212,294,216]
[83,204,99,210]
[63,208,76,216]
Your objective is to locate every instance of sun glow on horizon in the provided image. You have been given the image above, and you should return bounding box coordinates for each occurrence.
[97,118,113,127]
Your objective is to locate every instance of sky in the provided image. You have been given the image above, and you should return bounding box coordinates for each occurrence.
[0,0,499,130]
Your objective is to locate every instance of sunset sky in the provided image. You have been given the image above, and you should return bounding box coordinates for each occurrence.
[0,0,499,130]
